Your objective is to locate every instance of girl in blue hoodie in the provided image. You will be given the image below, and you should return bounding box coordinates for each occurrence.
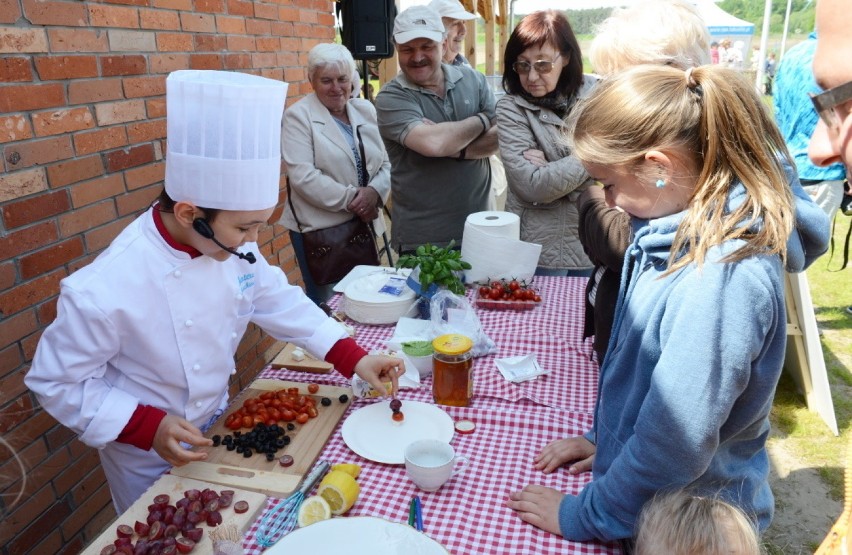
[507,64,830,543]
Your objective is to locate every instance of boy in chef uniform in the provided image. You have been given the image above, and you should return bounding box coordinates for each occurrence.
[25,70,404,513]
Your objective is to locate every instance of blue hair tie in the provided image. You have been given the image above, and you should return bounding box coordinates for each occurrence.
[655,179,666,188]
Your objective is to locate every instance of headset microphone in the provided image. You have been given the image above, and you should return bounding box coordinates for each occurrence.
[192,218,257,264]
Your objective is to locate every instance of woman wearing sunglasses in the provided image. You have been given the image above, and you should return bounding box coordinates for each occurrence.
[496,10,596,277]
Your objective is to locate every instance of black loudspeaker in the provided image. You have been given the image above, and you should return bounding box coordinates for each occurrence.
[337,0,396,60]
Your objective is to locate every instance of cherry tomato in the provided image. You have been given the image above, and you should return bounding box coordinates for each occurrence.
[479,285,490,297]
[533,295,541,302]
[296,413,309,424]
[307,406,318,418]
[489,287,502,300]
[241,415,253,428]
[490,280,502,289]
[307,383,319,394]
[508,280,520,291]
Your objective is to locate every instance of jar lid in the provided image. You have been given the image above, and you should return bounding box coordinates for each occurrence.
[454,419,476,434]
[432,334,473,355]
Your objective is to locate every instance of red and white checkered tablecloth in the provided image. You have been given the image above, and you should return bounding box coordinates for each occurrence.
[241,277,620,554]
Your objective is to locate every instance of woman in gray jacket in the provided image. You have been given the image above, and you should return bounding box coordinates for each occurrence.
[496,11,596,276]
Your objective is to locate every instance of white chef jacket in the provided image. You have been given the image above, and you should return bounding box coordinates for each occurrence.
[25,207,348,512]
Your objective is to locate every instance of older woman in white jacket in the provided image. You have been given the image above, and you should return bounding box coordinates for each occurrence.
[497,11,596,276]
[280,43,391,303]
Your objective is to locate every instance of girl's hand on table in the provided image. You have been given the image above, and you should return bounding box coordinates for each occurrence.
[152,415,212,467]
[353,354,406,397]
[534,436,596,474]
[507,485,564,536]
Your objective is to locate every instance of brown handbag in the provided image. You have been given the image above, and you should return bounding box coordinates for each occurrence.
[295,215,379,285]
[287,125,380,286]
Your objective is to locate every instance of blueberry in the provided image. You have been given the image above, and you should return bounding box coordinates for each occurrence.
[339,394,349,403]
[320,397,332,407]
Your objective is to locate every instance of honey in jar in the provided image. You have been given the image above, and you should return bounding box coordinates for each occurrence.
[432,333,473,407]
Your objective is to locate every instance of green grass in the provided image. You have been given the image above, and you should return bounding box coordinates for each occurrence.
[769,215,852,502]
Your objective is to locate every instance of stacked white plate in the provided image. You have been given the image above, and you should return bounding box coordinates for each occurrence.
[341,272,417,325]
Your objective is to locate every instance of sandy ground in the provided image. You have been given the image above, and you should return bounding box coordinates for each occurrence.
[764,430,842,553]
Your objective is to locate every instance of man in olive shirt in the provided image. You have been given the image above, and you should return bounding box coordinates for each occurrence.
[376,5,498,254]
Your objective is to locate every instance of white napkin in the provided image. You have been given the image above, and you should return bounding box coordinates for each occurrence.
[494,354,550,383]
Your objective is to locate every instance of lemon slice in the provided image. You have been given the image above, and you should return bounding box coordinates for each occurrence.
[297,495,331,527]
[318,470,360,515]
[330,463,362,478]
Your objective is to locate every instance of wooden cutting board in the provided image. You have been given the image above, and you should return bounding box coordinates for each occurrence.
[270,342,334,374]
[170,379,351,497]
[80,474,266,555]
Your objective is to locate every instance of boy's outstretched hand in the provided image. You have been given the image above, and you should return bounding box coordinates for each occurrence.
[353,354,406,397]
[152,415,213,467]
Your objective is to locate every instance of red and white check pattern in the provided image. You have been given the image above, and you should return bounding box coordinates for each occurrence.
[242,277,620,554]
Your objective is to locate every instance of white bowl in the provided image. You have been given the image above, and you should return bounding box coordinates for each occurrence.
[400,351,433,378]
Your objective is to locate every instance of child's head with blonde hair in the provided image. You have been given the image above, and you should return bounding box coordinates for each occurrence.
[570,64,794,274]
[635,490,762,555]
[589,0,711,75]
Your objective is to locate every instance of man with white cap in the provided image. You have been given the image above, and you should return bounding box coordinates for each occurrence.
[25,70,404,513]
[429,0,477,67]
[376,5,498,253]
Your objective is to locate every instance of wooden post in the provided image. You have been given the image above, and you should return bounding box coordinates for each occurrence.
[465,18,478,69]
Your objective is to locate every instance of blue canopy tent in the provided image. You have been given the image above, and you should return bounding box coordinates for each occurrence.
[692,0,755,54]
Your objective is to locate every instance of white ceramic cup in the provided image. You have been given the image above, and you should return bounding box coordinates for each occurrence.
[404,439,469,492]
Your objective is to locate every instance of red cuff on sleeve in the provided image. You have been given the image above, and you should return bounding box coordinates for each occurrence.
[325,337,368,379]
[116,404,167,451]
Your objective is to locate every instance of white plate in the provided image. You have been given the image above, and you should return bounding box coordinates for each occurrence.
[344,272,415,304]
[341,400,454,464]
[333,265,412,293]
[266,516,448,554]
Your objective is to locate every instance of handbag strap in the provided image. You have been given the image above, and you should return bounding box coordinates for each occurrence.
[356,125,368,188]
[286,180,306,233]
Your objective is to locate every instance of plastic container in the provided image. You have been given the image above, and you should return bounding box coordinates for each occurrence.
[431,334,473,407]
[402,341,434,378]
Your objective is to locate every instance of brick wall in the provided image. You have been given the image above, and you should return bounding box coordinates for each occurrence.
[0,1,334,553]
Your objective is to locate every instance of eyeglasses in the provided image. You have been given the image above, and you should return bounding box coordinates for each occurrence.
[512,54,562,75]
[809,80,852,133]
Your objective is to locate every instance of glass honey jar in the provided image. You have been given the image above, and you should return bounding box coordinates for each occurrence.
[432,333,473,407]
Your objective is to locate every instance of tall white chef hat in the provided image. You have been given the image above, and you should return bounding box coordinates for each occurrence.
[165,70,288,211]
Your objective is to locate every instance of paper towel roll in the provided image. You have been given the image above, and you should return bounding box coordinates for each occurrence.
[464,211,520,238]
[461,211,542,283]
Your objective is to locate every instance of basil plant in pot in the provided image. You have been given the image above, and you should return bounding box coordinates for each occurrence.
[396,241,471,318]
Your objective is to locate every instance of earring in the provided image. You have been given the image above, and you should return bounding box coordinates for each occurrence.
[655,179,666,188]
